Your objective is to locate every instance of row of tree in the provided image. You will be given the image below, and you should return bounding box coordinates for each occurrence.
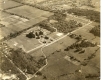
[64,39,96,52]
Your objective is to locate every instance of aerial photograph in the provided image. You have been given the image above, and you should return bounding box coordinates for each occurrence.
[0,0,100,80]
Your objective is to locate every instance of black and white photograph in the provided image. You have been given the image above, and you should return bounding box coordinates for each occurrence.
[0,0,100,80]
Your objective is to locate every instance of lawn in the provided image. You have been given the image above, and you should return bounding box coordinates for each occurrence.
[6,31,42,52]
[6,5,53,19]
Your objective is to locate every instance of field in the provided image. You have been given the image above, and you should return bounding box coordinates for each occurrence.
[0,0,53,40]
[31,51,80,80]
[6,5,53,19]
[0,11,11,19]
[73,22,100,45]
[64,46,99,62]
[0,0,23,10]
[30,37,100,80]
[42,36,76,56]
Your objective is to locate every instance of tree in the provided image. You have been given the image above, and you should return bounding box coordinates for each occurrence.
[77,23,82,27]
[26,32,35,38]
[39,31,43,35]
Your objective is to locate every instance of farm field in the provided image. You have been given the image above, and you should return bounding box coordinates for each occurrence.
[0,0,23,10]
[30,51,81,80]
[0,4,53,40]
[73,23,100,45]
[6,5,53,19]
[30,38,100,80]
[0,11,12,19]
[42,36,76,56]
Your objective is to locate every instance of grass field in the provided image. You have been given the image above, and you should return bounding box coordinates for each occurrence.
[0,0,23,10]
[6,5,53,19]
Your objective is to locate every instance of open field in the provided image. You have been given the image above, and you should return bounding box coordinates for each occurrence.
[0,0,23,10]
[42,36,76,56]
[6,5,53,19]
[73,23,100,45]
[31,51,80,80]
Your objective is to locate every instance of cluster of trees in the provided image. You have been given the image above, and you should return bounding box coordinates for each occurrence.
[69,34,82,41]
[67,8,100,23]
[90,25,100,37]
[51,20,82,33]
[26,31,43,39]
[39,20,56,32]
[69,56,80,63]
[1,57,27,80]
[9,48,46,74]
[53,12,67,21]
[64,39,96,53]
